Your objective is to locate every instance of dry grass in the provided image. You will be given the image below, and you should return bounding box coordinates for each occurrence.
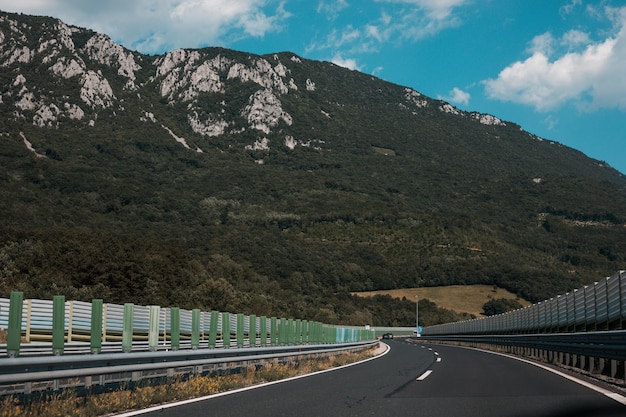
[353,285,530,316]
[0,347,378,417]
[0,329,7,344]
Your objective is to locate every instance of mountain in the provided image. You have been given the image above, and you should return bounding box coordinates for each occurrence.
[1,11,625,326]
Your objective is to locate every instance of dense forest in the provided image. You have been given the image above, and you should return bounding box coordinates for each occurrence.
[1,11,625,327]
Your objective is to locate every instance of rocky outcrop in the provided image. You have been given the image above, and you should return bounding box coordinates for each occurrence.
[0,11,511,155]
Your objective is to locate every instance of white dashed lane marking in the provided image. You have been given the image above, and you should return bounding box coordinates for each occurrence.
[415,348,441,381]
[416,370,433,381]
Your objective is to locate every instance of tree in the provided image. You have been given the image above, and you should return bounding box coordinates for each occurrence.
[482,298,522,316]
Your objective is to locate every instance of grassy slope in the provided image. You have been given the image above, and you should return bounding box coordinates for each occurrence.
[354,285,531,317]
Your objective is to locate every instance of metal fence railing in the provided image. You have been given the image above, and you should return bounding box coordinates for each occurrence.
[423,270,625,336]
[0,293,376,357]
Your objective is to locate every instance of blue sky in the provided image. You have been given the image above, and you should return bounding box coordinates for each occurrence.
[2,0,625,174]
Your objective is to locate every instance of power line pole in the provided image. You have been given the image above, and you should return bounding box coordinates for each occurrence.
[416,294,419,335]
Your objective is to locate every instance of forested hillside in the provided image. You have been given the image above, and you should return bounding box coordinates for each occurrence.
[1,11,625,326]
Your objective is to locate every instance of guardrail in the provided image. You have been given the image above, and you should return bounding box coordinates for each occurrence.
[0,340,377,396]
[0,293,376,358]
[423,270,625,336]
[420,270,626,385]
[420,331,626,384]
[422,331,626,361]
[0,293,377,396]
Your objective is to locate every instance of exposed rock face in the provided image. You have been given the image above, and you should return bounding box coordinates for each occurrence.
[80,70,115,108]
[243,89,292,134]
[83,33,141,90]
[51,57,84,79]
[155,51,231,100]
[0,11,514,154]
[470,112,506,126]
[404,88,427,108]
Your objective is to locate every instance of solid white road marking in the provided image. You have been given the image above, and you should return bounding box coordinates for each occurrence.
[111,343,392,416]
[464,346,626,406]
[417,370,433,381]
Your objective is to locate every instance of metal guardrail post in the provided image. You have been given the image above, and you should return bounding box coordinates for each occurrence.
[122,303,134,353]
[278,318,286,346]
[302,320,308,344]
[295,319,302,345]
[236,313,244,348]
[171,307,180,350]
[102,303,108,342]
[7,291,23,358]
[289,319,296,345]
[67,300,74,343]
[191,309,200,349]
[328,326,334,344]
[208,311,218,348]
[90,299,103,354]
[249,314,257,347]
[286,319,293,345]
[309,322,315,342]
[287,319,293,345]
[148,306,160,351]
[24,299,32,343]
[316,322,322,343]
[280,319,286,346]
[260,316,267,347]
[618,272,624,330]
[52,295,65,356]
[271,317,278,346]
[290,319,296,345]
[222,312,231,348]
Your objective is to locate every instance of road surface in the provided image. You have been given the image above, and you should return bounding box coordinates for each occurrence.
[126,339,626,417]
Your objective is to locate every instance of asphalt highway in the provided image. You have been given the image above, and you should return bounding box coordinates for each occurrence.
[126,339,626,417]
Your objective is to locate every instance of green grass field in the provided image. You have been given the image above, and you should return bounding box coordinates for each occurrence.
[353,285,530,317]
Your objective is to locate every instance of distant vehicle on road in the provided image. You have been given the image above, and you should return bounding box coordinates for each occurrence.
[382,333,393,339]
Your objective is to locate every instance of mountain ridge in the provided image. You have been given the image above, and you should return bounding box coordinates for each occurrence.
[1,11,625,326]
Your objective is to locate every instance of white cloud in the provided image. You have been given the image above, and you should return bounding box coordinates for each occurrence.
[528,32,555,55]
[331,54,361,70]
[418,0,467,20]
[446,87,470,106]
[376,0,466,21]
[307,0,467,71]
[372,0,467,41]
[317,0,349,18]
[366,24,384,42]
[0,0,290,54]
[306,25,378,57]
[484,7,626,112]
[561,30,591,49]
[372,66,385,76]
[560,0,582,16]
[543,114,559,130]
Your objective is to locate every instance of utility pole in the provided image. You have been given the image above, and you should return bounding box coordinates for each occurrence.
[416,294,419,336]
